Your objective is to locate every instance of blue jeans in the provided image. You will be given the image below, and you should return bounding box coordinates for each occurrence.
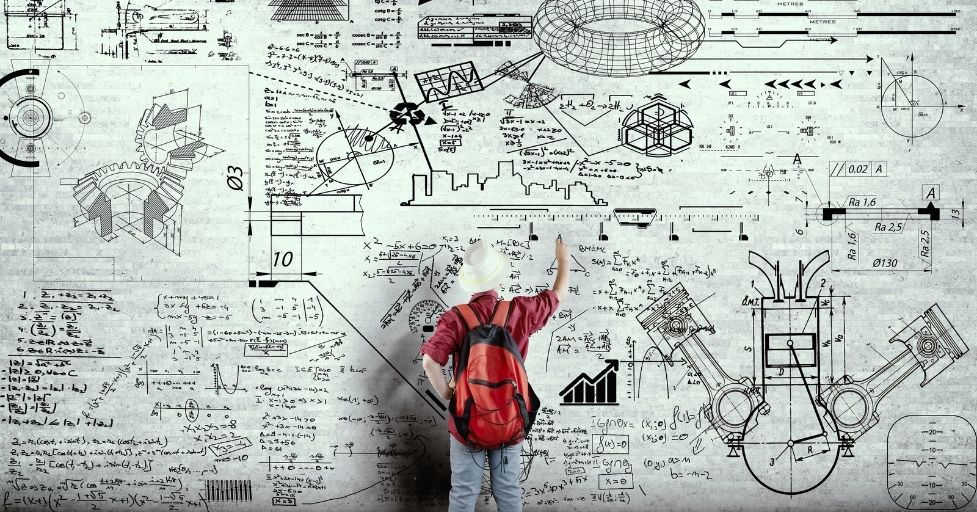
[448,435,524,512]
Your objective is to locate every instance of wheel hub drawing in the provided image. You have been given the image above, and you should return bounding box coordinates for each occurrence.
[9,96,53,139]
[0,66,88,174]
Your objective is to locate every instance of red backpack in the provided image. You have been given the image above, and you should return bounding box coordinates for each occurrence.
[450,300,540,449]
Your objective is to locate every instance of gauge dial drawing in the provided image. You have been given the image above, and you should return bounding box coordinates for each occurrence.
[887,415,977,510]
[408,299,445,334]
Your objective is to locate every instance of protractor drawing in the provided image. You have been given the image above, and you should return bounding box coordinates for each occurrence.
[315,127,394,188]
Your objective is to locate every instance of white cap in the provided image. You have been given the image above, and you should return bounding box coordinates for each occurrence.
[457,240,507,293]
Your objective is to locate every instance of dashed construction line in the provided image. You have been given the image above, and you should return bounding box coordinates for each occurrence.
[250,72,387,111]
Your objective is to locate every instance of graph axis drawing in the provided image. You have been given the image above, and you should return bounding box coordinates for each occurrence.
[415,61,484,103]
[533,0,706,77]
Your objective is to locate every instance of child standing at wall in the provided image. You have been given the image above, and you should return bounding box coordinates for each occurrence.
[420,238,571,512]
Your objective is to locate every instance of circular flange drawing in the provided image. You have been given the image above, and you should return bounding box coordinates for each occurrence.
[533,0,706,77]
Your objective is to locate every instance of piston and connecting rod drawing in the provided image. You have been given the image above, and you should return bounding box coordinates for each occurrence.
[637,251,968,494]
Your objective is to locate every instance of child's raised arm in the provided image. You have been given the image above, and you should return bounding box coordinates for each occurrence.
[551,237,571,303]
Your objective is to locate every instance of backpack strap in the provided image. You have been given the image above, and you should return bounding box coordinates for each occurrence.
[490,300,511,328]
[454,303,483,331]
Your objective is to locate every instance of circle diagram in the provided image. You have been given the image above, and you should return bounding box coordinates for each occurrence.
[881,75,945,139]
[533,0,706,77]
[315,128,394,187]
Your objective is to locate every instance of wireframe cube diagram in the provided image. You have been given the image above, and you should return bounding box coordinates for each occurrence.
[620,94,693,157]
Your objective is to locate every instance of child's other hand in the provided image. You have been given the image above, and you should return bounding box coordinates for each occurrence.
[443,378,456,400]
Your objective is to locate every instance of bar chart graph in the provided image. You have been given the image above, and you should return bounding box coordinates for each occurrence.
[559,359,619,406]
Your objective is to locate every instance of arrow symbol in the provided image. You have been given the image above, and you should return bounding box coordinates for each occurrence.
[719,79,731,89]
[765,80,777,88]
[830,79,842,89]
[679,79,691,89]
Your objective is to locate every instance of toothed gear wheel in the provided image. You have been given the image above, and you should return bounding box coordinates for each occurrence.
[134,102,204,175]
[73,161,186,238]
[135,104,169,166]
